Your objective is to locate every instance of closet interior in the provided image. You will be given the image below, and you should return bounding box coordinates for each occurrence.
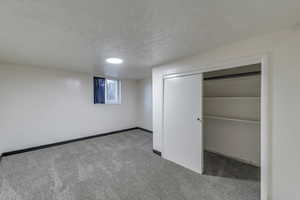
[203,64,261,181]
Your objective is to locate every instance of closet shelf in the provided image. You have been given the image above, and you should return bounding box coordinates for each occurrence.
[204,97,260,99]
[204,115,260,124]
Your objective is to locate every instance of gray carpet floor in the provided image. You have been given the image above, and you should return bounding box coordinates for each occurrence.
[204,151,260,181]
[0,130,260,200]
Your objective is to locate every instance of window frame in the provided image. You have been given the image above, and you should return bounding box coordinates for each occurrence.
[104,78,122,105]
[93,76,121,105]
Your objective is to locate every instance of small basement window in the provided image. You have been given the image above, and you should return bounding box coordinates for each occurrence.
[94,77,121,104]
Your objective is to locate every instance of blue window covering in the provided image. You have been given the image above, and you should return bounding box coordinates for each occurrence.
[94,77,105,104]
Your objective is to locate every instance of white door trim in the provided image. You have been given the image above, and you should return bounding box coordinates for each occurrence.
[161,54,270,200]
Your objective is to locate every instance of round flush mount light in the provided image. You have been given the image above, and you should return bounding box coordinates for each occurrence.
[106,57,123,64]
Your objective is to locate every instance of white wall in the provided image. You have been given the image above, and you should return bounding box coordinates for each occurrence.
[153,29,300,200]
[137,78,153,131]
[0,64,139,153]
[204,119,260,166]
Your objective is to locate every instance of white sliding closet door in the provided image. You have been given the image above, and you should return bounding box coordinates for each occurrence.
[163,73,203,174]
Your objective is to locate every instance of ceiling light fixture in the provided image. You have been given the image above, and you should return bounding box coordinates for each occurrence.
[106,57,123,64]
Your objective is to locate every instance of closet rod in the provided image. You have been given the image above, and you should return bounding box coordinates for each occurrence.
[204,71,261,80]
[204,115,260,124]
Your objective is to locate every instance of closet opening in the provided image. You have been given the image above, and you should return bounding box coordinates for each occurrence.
[203,63,261,182]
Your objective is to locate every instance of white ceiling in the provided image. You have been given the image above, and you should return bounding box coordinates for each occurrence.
[0,0,300,79]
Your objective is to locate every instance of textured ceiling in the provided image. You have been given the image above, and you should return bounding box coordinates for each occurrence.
[0,0,300,79]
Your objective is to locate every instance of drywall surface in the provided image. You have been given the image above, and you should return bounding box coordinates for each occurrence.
[204,119,260,166]
[137,78,153,131]
[204,75,261,97]
[204,97,260,120]
[0,64,139,153]
[152,29,300,200]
